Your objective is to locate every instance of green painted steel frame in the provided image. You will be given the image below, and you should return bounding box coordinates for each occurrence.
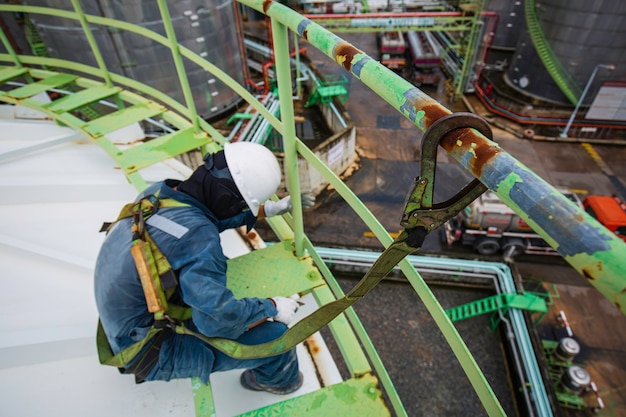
[306,10,483,100]
[453,0,484,99]
[304,13,475,33]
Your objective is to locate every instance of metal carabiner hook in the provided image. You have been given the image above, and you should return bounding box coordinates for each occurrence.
[401,112,493,231]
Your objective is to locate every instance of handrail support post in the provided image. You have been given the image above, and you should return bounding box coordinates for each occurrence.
[270,18,305,257]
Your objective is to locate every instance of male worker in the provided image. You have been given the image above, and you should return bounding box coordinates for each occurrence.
[95,141,311,395]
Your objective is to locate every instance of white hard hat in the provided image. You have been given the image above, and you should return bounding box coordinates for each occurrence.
[223,141,281,216]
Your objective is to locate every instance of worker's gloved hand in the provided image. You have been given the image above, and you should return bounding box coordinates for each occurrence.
[270,296,299,325]
[263,194,315,217]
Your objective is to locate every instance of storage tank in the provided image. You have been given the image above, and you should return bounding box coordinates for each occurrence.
[505,0,626,105]
[27,0,247,119]
[484,0,525,50]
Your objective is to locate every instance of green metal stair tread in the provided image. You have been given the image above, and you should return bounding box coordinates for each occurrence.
[43,85,122,113]
[317,85,348,97]
[505,293,547,313]
[0,67,28,84]
[192,374,390,417]
[240,374,390,416]
[81,100,167,137]
[117,127,211,174]
[445,292,547,322]
[3,73,77,99]
[226,240,325,299]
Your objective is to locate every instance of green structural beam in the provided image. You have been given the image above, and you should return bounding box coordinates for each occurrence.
[305,12,475,33]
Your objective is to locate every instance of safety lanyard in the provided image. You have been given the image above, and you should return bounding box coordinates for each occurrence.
[100,114,491,363]
[179,113,492,360]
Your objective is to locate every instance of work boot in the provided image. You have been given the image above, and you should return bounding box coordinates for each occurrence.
[240,369,303,395]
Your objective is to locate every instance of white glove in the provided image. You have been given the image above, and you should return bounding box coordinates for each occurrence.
[263,194,316,217]
[271,296,299,325]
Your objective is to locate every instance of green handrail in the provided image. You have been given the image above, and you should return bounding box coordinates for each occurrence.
[236,0,626,309]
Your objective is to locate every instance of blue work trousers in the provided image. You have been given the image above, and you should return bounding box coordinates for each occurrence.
[144,321,300,387]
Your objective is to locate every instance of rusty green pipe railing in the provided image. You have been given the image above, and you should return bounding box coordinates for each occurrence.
[242,0,626,315]
[239,3,505,415]
[241,0,626,415]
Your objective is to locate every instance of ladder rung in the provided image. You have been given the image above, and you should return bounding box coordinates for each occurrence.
[318,86,347,97]
[44,85,122,114]
[117,127,209,174]
[6,73,77,99]
[0,67,28,84]
[82,101,166,137]
[227,113,255,125]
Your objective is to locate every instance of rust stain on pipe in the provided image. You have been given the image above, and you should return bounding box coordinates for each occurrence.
[582,266,596,281]
[422,104,448,129]
[334,43,361,72]
[262,0,273,14]
[305,336,321,355]
[463,139,501,178]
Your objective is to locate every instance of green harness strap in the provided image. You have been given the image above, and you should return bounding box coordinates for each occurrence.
[168,113,491,360]
[172,230,426,359]
[97,195,192,369]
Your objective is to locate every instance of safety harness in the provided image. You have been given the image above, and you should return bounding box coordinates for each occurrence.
[96,194,193,382]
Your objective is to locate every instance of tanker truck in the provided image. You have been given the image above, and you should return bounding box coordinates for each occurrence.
[444,188,584,257]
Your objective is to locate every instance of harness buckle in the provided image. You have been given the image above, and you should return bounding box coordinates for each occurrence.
[154,314,179,329]
[130,195,160,240]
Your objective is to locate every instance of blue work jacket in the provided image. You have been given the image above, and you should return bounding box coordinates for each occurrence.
[94,180,277,378]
